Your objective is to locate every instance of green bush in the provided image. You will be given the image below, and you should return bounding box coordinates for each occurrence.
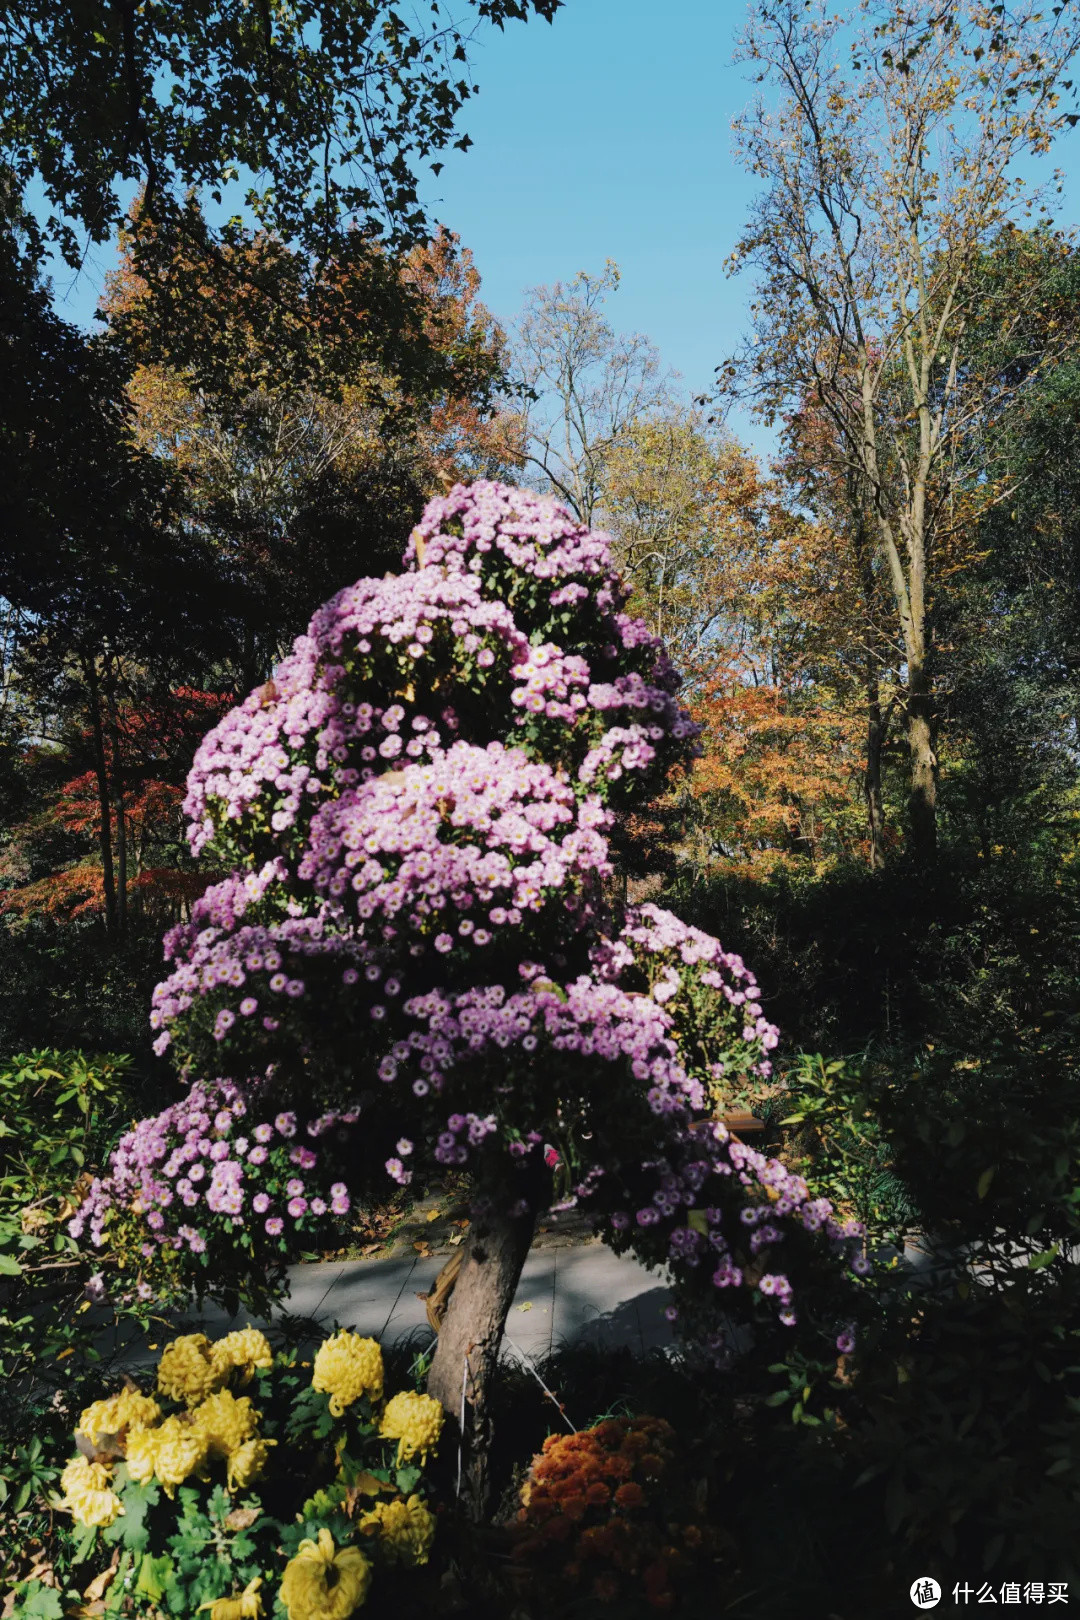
[0,1049,146,1576]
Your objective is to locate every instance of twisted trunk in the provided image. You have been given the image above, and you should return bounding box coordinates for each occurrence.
[426,1159,548,1520]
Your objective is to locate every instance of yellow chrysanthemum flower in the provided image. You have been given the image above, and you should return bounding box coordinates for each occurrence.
[60,1455,124,1529]
[78,1387,161,1444]
[193,1389,260,1458]
[197,1576,264,1620]
[279,1528,372,1620]
[151,1414,209,1496]
[157,1333,227,1406]
[211,1328,274,1384]
[311,1332,384,1417]
[357,1494,435,1567]
[124,1426,162,1485]
[378,1391,443,1466]
[226,1436,275,1493]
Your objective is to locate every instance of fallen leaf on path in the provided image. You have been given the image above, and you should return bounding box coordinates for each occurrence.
[517,1302,533,1312]
[426,1209,441,1222]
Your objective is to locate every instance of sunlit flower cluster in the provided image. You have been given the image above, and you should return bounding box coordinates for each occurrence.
[70,1336,277,1507]
[185,483,699,877]
[592,902,780,1084]
[157,1332,229,1406]
[184,569,526,861]
[151,905,370,1057]
[299,741,612,958]
[378,1390,445,1466]
[68,1080,354,1283]
[78,1387,161,1445]
[60,1331,441,1618]
[60,1455,124,1528]
[311,1330,385,1415]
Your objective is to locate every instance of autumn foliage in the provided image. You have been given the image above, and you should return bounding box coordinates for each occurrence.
[1,689,228,928]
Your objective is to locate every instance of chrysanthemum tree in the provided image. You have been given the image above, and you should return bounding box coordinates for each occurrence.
[76,482,865,1513]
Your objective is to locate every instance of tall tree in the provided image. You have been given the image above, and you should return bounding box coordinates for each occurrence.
[600,414,883,872]
[722,0,1080,863]
[511,262,673,524]
[777,400,902,869]
[938,233,1080,860]
[599,410,738,684]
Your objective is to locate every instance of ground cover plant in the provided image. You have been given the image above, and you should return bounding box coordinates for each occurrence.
[9,1325,445,1619]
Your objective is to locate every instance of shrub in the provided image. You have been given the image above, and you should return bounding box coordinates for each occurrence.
[509,1416,723,1614]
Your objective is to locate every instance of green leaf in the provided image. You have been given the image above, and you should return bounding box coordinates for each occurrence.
[71,1522,99,1565]
[136,1553,174,1603]
[105,1477,159,1552]
[976,1167,996,1199]
[395,1465,421,1492]
[0,1253,23,1276]
[11,1581,64,1620]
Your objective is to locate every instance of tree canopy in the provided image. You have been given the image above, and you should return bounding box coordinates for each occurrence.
[1,0,561,267]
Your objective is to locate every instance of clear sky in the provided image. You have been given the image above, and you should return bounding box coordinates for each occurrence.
[421,0,764,431]
[41,0,1080,463]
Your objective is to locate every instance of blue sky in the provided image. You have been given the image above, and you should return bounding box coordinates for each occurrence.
[421,0,762,425]
[43,1,770,444]
[41,0,1080,463]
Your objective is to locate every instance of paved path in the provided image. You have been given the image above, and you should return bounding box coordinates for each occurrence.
[102,1241,676,1370]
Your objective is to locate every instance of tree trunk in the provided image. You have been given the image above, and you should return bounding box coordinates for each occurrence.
[84,656,118,938]
[849,493,888,872]
[426,1164,547,1520]
[105,675,128,935]
[906,661,937,864]
[864,670,887,872]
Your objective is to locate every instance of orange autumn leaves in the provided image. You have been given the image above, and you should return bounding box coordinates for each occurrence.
[692,670,866,876]
[1,688,227,927]
[654,443,878,876]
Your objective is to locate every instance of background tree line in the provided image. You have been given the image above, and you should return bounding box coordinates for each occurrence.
[3,0,1080,1067]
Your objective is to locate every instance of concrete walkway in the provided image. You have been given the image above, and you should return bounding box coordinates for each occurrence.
[103,1241,676,1370]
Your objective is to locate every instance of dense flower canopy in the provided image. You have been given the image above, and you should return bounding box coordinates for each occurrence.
[78,482,864,1351]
